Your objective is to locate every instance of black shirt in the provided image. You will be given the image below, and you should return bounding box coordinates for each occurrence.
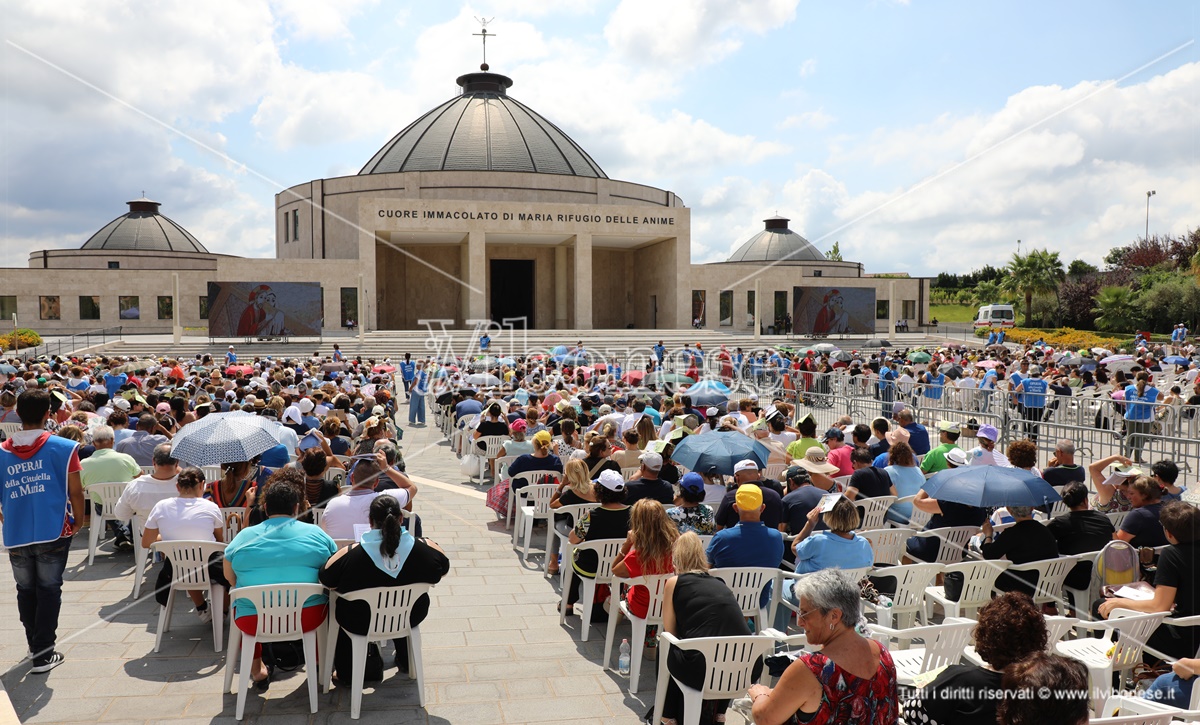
[868,440,889,459]
[582,456,621,478]
[573,506,631,576]
[980,519,1059,595]
[672,572,753,639]
[714,486,783,530]
[780,486,828,535]
[659,463,679,486]
[848,467,893,499]
[1042,465,1087,488]
[1047,509,1116,589]
[317,537,450,635]
[624,478,673,506]
[1157,542,1199,617]
[1121,503,1167,548]
[902,665,1002,725]
[475,420,510,450]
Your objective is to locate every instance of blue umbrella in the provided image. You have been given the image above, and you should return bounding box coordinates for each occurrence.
[686,379,731,408]
[1163,355,1190,365]
[670,432,769,476]
[550,345,569,355]
[171,412,284,468]
[921,465,1061,508]
[552,354,588,366]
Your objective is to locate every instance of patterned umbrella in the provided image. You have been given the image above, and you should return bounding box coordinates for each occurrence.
[170,412,284,467]
[671,432,770,476]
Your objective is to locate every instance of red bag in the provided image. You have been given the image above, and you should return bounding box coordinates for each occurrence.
[485,479,510,515]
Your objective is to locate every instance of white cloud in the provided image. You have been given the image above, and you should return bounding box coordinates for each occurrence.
[778,109,836,130]
[270,0,377,41]
[604,0,799,67]
[798,58,817,77]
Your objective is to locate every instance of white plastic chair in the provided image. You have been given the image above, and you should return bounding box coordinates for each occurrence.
[769,567,871,635]
[997,555,1079,608]
[151,540,227,652]
[864,562,941,629]
[559,538,624,642]
[84,481,129,565]
[220,507,248,544]
[507,470,562,530]
[620,466,641,482]
[323,468,347,488]
[472,435,509,481]
[710,567,777,629]
[604,573,673,693]
[924,559,1009,620]
[1107,510,1130,529]
[1091,695,1176,724]
[860,527,911,566]
[832,475,851,492]
[1069,541,1140,620]
[551,502,599,583]
[888,495,931,529]
[513,483,558,563]
[763,463,786,480]
[1056,608,1169,714]
[140,466,154,476]
[201,465,222,482]
[868,617,975,686]
[650,633,775,725]
[493,455,518,484]
[130,515,153,599]
[223,582,327,720]
[964,612,1081,666]
[320,584,431,718]
[907,525,979,565]
[0,421,22,438]
[854,495,897,530]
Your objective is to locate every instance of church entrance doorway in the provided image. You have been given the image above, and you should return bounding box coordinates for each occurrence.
[490,259,534,329]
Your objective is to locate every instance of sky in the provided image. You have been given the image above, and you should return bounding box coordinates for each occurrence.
[2,0,1198,277]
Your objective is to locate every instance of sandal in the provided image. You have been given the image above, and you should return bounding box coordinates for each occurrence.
[253,663,275,690]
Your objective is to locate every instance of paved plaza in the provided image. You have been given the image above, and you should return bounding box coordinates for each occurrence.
[0,416,659,724]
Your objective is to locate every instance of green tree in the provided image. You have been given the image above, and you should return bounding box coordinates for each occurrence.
[973,280,1002,306]
[1067,259,1099,278]
[825,241,843,262]
[1001,252,1040,325]
[1029,249,1066,325]
[1091,286,1140,333]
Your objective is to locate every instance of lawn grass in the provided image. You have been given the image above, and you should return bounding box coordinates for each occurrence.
[929,304,978,323]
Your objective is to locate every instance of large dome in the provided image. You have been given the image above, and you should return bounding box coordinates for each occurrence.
[359,70,607,178]
[81,198,208,253]
[726,215,823,263]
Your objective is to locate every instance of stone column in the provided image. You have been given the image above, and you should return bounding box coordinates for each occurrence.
[555,245,568,329]
[574,233,593,330]
[466,230,487,322]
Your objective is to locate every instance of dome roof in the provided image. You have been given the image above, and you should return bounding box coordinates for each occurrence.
[726,216,823,263]
[81,198,208,254]
[359,70,607,178]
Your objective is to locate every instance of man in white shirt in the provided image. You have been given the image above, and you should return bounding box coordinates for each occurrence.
[320,452,416,540]
[113,443,181,525]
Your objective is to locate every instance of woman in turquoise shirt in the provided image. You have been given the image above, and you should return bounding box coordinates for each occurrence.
[884,441,925,526]
[222,477,337,688]
[1123,372,1161,464]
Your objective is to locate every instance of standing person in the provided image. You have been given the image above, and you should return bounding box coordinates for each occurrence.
[1123,372,1162,463]
[226,346,237,366]
[332,344,344,363]
[407,361,428,426]
[398,353,415,400]
[1013,365,1048,443]
[0,389,86,673]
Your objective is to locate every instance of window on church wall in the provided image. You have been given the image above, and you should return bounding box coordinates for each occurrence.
[119,296,140,320]
[0,296,16,322]
[902,300,916,320]
[292,209,300,241]
[78,296,100,321]
[39,296,60,321]
[876,300,890,320]
[199,296,209,320]
[746,290,755,327]
[719,290,732,326]
[283,211,290,242]
[691,290,706,326]
[773,291,788,323]
[340,287,358,328]
[158,296,173,320]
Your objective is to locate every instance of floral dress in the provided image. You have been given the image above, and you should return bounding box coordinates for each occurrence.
[795,645,898,725]
[666,504,715,535]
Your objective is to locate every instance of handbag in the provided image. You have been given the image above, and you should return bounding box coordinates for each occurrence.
[459,453,481,478]
[485,479,510,515]
[943,571,965,602]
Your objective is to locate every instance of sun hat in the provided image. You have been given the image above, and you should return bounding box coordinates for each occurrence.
[798,447,839,474]
[945,448,969,467]
[937,420,961,434]
[705,407,719,417]
[735,484,763,511]
[884,427,910,446]
[977,424,999,442]
[297,398,314,414]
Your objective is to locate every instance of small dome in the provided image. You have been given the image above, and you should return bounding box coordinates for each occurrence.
[726,216,824,263]
[81,198,208,253]
[359,70,607,178]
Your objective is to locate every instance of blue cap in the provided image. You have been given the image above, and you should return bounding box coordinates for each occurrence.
[680,472,705,493]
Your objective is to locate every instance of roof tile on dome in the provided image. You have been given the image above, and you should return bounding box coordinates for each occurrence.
[80,198,208,254]
[726,216,824,263]
[359,70,606,178]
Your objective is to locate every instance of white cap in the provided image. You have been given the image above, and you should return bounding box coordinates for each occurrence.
[639,451,663,470]
[297,398,314,414]
[706,407,719,416]
[112,398,130,411]
[734,459,759,474]
[596,469,625,492]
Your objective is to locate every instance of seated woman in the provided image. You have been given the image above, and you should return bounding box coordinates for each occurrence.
[507,430,563,492]
[581,435,621,478]
[904,488,986,564]
[882,441,923,526]
[141,467,227,619]
[748,569,898,725]
[1047,482,1115,597]
[1143,656,1200,710]
[206,457,265,510]
[547,459,598,576]
[980,505,1059,596]
[1114,475,1167,548]
[1099,501,1200,662]
[223,479,337,688]
[665,473,716,535]
[566,470,631,613]
[656,532,761,725]
[997,652,1091,725]
[318,494,450,681]
[611,499,679,654]
[320,416,352,456]
[773,496,873,632]
[473,402,510,453]
[499,418,533,459]
[902,592,1048,725]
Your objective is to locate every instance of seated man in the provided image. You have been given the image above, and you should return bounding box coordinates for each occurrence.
[113,443,181,530]
[622,452,672,505]
[707,484,785,570]
[320,451,416,541]
[980,505,1059,596]
[80,424,141,549]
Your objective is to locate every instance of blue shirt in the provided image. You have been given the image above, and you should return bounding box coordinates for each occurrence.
[1020,377,1049,408]
[104,372,128,398]
[884,465,926,525]
[455,399,483,422]
[904,422,931,455]
[653,344,665,362]
[705,521,784,570]
[225,517,337,616]
[226,351,236,365]
[0,435,76,548]
[399,361,416,381]
[878,367,896,392]
[479,336,490,351]
[1124,385,1160,421]
[923,373,946,399]
[793,532,874,574]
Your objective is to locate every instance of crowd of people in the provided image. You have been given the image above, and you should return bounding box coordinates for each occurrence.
[0,332,1197,723]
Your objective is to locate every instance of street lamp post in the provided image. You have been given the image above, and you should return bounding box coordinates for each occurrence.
[1146,190,1156,240]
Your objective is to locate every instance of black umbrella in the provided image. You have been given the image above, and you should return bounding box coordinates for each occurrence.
[939,363,964,380]
[864,338,892,348]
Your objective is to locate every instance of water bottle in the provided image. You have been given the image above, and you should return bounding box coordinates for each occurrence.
[618,639,631,676]
[877,595,893,609]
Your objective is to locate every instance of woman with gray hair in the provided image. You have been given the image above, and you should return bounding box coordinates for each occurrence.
[747,569,898,725]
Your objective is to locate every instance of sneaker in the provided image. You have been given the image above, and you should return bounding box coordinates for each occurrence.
[113,538,133,552]
[30,652,65,673]
[196,606,212,625]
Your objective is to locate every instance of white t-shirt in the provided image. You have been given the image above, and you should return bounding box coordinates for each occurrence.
[769,431,797,446]
[113,474,180,522]
[145,497,223,541]
[320,488,410,540]
[966,447,1010,467]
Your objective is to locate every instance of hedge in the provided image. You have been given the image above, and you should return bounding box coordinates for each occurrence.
[0,329,43,352]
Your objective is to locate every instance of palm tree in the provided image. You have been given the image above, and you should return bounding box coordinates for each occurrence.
[1001,252,1039,325]
[1092,286,1139,333]
[973,281,1002,307]
[1029,249,1066,325]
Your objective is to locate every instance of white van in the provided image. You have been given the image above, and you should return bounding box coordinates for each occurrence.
[973,304,1015,329]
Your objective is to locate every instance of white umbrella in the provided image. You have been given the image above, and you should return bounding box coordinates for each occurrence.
[465,373,501,387]
[171,413,283,467]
